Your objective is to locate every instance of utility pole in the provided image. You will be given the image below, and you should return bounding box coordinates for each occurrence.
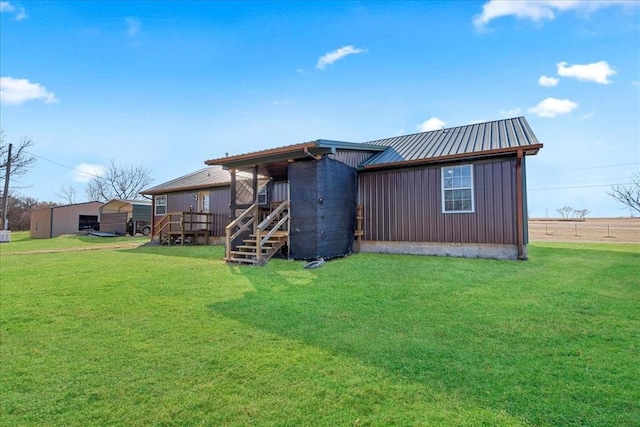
[2,143,12,230]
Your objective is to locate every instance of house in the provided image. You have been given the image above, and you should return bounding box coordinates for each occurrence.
[204,117,542,264]
[99,199,152,236]
[140,167,235,245]
[30,201,102,239]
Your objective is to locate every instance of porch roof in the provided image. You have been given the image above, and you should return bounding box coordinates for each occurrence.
[204,139,386,180]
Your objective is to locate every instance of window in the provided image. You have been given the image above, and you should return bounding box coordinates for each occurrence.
[155,195,167,216]
[257,185,268,205]
[442,164,474,213]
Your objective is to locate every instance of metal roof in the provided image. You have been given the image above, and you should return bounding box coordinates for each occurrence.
[141,166,231,195]
[361,117,542,169]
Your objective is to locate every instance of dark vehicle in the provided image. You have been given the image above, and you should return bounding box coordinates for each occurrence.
[127,218,151,236]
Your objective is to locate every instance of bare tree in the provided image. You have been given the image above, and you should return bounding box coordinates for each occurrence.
[608,172,640,214]
[56,185,78,204]
[556,206,573,220]
[1,130,36,184]
[85,159,153,202]
[574,209,590,221]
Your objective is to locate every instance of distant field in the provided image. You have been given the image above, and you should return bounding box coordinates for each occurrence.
[529,217,639,243]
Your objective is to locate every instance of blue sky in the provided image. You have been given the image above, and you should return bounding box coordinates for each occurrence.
[1,0,639,217]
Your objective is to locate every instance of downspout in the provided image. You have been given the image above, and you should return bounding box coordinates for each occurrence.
[516,149,525,260]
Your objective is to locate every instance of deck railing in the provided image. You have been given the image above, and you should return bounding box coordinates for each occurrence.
[154,211,213,245]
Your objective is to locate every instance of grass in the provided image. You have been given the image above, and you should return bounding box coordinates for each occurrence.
[0,231,148,254]
[1,235,638,426]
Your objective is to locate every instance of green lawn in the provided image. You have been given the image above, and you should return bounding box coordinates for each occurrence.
[1,234,638,426]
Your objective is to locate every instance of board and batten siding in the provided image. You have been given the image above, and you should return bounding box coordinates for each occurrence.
[358,158,518,245]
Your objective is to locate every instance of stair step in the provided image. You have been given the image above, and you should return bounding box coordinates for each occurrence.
[224,257,258,264]
[231,250,268,257]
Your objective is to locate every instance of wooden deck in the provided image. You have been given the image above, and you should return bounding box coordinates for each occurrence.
[153,212,214,246]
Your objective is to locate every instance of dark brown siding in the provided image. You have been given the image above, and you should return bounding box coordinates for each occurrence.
[357,158,517,244]
[158,187,230,237]
[209,187,229,236]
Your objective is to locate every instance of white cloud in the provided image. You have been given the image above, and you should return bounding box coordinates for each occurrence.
[273,100,293,105]
[73,163,105,183]
[417,117,446,132]
[538,75,559,87]
[316,45,365,70]
[500,107,522,116]
[473,1,638,30]
[0,76,58,105]
[0,1,26,20]
[557,61,616,84]
[529,97,578,118]
[125,17,141,36]
[632,81,640,87]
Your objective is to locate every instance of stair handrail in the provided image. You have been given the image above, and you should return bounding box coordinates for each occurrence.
[225,203,258,258]
[256,200,290,264]
[257,200,289,230]
[153,212,172,238]
[259,214,289,247]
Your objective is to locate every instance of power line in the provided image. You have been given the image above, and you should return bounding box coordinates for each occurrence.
[529,182,634,191]
[536,162,639,174]
[24,150,101,178]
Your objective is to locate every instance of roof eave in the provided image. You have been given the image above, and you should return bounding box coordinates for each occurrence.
[360,144,543,170]
[141,181,230,195]
[204,141,319,168]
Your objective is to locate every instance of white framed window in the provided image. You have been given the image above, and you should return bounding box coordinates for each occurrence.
[257,186,268,205]
[155,195,167,216]
[442,164,474,213]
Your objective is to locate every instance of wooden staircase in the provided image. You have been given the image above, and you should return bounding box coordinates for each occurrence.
[229,230,288,265]
[225,201,290,266]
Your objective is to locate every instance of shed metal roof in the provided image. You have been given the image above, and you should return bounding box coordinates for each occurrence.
[141,166,231,195]
[361,117,542,169]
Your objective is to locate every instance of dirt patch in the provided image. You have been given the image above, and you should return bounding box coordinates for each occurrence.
[2,242,146,256]
[529,218,640,243]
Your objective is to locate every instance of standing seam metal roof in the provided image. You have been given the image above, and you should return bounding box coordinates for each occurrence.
[361,116,541,167]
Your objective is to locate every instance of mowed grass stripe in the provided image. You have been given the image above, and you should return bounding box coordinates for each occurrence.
[1,235,638,426]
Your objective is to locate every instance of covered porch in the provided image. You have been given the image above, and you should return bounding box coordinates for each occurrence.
[205,140,381,265]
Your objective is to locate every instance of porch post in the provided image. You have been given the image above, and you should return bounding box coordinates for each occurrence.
[229,169,237,220]
[251,166,258,203]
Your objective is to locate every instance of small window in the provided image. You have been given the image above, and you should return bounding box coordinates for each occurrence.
[257,186,268,205]
[155,195,167,216]
[442,165,474,213]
